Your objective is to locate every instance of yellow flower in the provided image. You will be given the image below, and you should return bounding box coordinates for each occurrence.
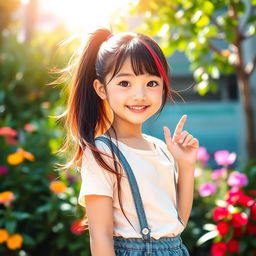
[0,229,9,243]
[6,234,23,250]
[0,191,15,205]
[7,152,24,165]
[49,181,67,194]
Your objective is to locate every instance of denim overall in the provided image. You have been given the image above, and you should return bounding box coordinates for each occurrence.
[96,136,190,256]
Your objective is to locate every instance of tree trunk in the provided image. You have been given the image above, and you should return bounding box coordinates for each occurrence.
[236,69,256,159]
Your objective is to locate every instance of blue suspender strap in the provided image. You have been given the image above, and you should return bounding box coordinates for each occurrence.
[95,136,151,241]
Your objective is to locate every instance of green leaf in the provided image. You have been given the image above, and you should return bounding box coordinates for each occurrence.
[202,1,214,15]
[12,211,31,220]
[22,234,36,246]
[5,220,17,234]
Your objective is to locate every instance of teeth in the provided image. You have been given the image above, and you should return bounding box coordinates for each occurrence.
[128,106,146,110]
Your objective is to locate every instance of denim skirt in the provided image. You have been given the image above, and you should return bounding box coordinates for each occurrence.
[113,235,190,256]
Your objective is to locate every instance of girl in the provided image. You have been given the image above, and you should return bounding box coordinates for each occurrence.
[61,28,199,255]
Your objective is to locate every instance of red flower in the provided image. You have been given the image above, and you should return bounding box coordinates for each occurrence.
[231,212,248,227]
[70,219,85,235]
[233,227,243,238]
[227,239,239,253]
[213,206,229,221]
[217,222,229,236]
[211,241,227,256]
[247,223,256,235]
[227,189,254,207]
[250,204,256,221]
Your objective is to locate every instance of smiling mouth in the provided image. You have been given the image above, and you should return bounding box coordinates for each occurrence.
[126,105,149,112]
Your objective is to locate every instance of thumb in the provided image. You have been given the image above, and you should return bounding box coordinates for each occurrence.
[163,126,173,149]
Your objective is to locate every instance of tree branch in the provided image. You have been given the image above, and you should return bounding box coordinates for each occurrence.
[245,54,256,76]
[208,41,222,55]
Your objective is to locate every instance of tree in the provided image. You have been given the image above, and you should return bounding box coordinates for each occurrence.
[129,0,256,159]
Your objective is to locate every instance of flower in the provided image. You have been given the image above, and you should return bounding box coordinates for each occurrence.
[214,150,236,166]
[0,191,15,205]
[213,206,229,221]
[216,222,229,237]
[0,229,9,243]
[247,223,256,235]
[6,234,23,250]
[70,219,85,235]
[227,171,248,188]
[7,152,24,165]
[212,168,227,180]
[199,182,217,197]
[7,149,35,165]
[250,204,256,220]
[233,227,243,238]
[0,127,17,137]
[196,147,209,166]
[24,123,37,132]
[0,166,8,175]
[231,212,248,227]
[227,239,239,253]
[211,241,227,256]
[50,181,67,194]
[226,188,254,207]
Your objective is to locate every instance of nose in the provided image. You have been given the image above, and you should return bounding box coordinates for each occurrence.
[132,87,146,101]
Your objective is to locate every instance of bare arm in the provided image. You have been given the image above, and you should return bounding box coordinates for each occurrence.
[176,162,195,226]
[84,195,115,256]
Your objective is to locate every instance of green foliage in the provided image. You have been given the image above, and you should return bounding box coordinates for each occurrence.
[0,31,91,255]
[128,0,256,94]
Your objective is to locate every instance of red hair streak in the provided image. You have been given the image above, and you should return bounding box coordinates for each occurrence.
[140,40,170,91]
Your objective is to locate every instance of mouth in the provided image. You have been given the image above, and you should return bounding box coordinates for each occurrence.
[126,105,149,112]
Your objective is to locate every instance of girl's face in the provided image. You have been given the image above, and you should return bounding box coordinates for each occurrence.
[103,58,164,130]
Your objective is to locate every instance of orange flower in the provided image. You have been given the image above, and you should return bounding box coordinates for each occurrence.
[6,234,23,250]
[0,191,15,205]
[0,229,9,243]
[50,181,67,194]
[7,149,35,165]
[24,151,35,161]
[7,152,24,165]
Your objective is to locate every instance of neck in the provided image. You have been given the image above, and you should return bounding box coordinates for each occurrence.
[107,120,143,139]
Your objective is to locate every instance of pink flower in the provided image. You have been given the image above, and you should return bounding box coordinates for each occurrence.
[24,123,37,132]
[0,127,17,137]
[211,241,227,256]
[196,147,209,166]
[199,182,217,197]
[0,166,8,175]
[227,171,248,188]
[212,168,227,180]
[214,150,236,166]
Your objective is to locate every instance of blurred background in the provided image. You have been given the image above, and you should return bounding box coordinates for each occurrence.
[0,0,256,255]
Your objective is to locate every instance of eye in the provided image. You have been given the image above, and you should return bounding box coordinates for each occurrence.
[147,81,159,87]
[118,81,130,87]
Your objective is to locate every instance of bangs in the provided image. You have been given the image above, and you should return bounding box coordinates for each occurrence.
[106,39,163,83]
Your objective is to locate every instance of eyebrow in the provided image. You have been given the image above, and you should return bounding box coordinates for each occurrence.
[115,73,135,78]
[115,73,160,78]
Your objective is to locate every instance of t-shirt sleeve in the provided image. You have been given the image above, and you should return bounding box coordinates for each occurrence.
[78,140,116,207]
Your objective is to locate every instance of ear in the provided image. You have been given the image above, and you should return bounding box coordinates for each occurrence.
[93,79,107,100]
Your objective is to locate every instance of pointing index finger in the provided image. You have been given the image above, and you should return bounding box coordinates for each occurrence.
[173,115,187,137]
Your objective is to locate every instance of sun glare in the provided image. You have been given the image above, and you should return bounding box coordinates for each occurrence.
[39,0,135,32]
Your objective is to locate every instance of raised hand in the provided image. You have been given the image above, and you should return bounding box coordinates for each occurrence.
[163,115,199,166]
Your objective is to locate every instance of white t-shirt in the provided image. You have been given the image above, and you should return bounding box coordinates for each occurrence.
[78,133,184,239]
